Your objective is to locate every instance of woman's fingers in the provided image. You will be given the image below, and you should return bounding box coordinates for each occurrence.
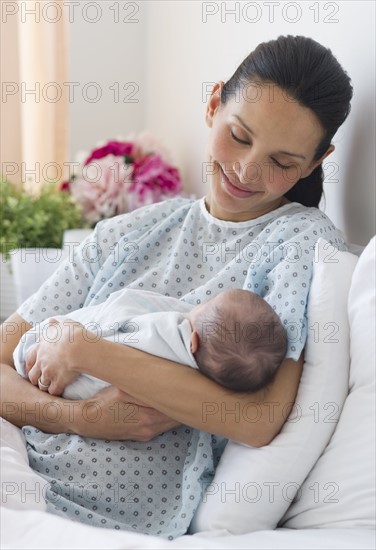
[77,386,181,441]
[25,346,42,386]
[37,377,51,392]
[21,318,81,395]
[47,375,70,397]
[24,318,56,379]
[25,345,37,376]
[140,408,180,441]
[27,359,53,388]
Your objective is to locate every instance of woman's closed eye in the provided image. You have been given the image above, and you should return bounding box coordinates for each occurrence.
[230,129,249,145]
[271,158,292,169]
[230,130,293,169]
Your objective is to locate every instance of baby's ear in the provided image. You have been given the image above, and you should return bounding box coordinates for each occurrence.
[190,330,200,354]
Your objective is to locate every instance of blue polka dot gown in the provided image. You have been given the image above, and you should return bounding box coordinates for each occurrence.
[18,197,347,537]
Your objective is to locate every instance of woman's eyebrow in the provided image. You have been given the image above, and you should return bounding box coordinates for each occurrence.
[277,150,306,160]
[233,114,257,136]
[232,114,306,160]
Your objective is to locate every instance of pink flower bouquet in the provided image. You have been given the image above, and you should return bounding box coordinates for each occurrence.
[60,131,182,225]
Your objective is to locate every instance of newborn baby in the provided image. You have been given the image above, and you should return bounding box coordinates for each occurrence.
[15,288,287,537]
[15,288,287,396]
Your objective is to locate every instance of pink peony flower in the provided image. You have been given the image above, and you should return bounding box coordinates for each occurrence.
[84,141,134,166]
[128,154,181,209]
[71,155,133,224]
[62,132,182,223]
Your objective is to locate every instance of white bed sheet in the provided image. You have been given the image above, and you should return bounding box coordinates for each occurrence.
[1,418,374,550]
[1,506,375,550]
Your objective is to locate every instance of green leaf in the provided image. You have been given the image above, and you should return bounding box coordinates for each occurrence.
[0,178,89,261]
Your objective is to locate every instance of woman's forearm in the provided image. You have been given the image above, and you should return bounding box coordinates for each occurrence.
[74,338,304,447]
[0,362,78,433]
[13,311,303,444]
[0,314,73,432]
[0,314,181,440]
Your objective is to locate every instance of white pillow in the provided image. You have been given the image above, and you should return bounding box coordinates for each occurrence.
[280,236,375,529]
[0,418,48,512]
[190,238,358,534]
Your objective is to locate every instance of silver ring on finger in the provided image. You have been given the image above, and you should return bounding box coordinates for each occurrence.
[38,377,51,391]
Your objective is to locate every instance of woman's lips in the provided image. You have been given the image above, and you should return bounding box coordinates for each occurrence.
[221,168,259,198]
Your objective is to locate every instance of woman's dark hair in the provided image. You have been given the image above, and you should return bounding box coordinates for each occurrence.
[221,35,353,207]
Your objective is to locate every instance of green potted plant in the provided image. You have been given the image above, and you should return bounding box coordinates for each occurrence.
[0,178,88,314]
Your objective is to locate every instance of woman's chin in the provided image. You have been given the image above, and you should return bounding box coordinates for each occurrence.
[206,195,258,221]
[207,186,286,222]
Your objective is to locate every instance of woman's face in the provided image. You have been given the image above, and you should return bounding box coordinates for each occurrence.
[204,81,334,221]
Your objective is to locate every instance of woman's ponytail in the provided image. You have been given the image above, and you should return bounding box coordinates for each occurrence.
[284,166,324,207]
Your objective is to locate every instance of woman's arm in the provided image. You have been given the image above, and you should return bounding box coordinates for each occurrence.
[25,319,304,447]
[83,342,303,447]
[0,314,179,439]
[0,313,72,431]
[81,342,304,447]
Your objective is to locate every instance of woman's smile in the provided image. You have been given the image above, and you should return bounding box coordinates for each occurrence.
[220,165,260,198]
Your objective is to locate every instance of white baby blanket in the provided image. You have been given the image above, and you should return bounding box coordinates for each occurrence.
[14,288,197,399]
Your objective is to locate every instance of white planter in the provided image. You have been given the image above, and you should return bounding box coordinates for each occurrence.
[63,228,92,257]
[2,230,92,312]
[10,248,67,306]
[0,255,18,321]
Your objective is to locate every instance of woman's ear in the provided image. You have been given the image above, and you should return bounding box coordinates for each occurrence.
[301,144,335,179]
[205,81,225,128]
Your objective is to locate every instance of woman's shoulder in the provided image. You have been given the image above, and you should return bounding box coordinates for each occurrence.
[268,202,347,250]
[93,196,197,242]
[274,202,331,222]
[101,196,195,228]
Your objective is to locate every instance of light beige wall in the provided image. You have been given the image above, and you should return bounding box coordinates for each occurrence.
[142,1,375,246]
[63,1,375,246]
[68,1,147,157]
[2,2,375,243]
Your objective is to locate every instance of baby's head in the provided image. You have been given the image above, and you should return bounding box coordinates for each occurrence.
[188,289,287,392]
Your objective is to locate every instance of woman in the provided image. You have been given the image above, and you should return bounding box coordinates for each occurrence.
[0,35,353,535]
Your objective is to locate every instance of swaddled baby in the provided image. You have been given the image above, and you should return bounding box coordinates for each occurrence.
[15,288,287,538]
[15,288,287,397]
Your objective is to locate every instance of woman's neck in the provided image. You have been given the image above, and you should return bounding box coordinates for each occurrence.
[204,195,290,222]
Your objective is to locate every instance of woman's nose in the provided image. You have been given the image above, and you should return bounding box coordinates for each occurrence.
[232,158,263,185]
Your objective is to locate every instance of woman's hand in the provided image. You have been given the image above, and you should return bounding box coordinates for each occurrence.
[75,386,181,441]
[25,318,91,396]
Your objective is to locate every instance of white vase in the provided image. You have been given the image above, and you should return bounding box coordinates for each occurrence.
[10,248,67,306]
[63,228,92,258]
[0,254,18,321]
